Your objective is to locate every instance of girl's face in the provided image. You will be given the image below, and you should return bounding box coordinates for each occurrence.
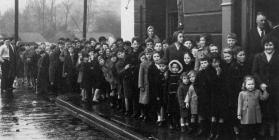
[191,48,198,58]
[171,64,179,73]
[154,43,162,52]
[245,79,255,91]
[200,60,209,70]
[189,73,196,83]
[264,41,275,54]
[211,59,220,68]
[111,56,117,62]
[146,53,152,61]
[182,76,190,85]
[184,41,193,49]
[184,53,192,64]
[132,40,140,51]
[199,37,206,48]
[177,33,184,44]
[153,53,161,63]
[148,29,154,37]
[223,53,233,63]
[140,55,146,63]
[236,51,246,63]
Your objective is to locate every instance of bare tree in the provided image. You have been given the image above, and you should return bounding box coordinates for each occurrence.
[62,0,73,29]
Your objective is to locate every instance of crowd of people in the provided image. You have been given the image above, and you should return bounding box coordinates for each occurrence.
[1,12,279,140]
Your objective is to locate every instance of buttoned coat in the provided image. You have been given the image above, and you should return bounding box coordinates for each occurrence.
[237,90,269,124]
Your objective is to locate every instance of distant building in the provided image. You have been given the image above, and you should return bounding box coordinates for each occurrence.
[121,0,279,48]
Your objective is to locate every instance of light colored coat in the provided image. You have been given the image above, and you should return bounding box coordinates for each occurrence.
[138,61,152,104]
[237,89,269,124]
[185,84,198,115]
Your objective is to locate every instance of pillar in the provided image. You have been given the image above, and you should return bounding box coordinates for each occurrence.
[221,0,234,48]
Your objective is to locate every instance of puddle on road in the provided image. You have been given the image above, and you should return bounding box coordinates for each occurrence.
[0,89,113,140]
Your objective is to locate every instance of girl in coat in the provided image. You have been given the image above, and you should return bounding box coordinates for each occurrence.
[177,72,190,132]
[167,60,183,130]
[138,48,153,121]
[148,52,167,124]
[185,70,198,134]
[238,76,269,140]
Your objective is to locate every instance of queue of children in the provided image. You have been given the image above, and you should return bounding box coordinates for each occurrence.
[8,26,279,140]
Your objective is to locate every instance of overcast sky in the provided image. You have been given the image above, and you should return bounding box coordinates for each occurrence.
[0,0,68,14]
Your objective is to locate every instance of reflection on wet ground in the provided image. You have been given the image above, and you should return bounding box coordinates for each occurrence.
[0,89,113,140]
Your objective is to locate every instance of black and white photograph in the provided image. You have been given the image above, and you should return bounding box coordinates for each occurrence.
[0,0,279,140]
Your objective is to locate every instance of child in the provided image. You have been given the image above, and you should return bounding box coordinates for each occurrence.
[79,53,92,102]
[237,76,269,140]
[226,33,241,55]
[166,60,183,130]
[208,54,228,140]
[182,52,195,73]
[185,70,198,134]
[177,72,191,132]
[148,52,166,124]
[194,34,211,71]
[154,42,164,56]
[106,54,118,108]
[194,57,215,136]
[115,48,127,112]
[37,49,49,95]
[184,38,194,50]
[138,48,153,121]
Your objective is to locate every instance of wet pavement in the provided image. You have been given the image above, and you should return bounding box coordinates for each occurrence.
[0,88,113,140]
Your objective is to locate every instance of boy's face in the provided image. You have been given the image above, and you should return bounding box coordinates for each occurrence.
[98,59,105,65]
[209,46,219,54]
[171,63,179,73]
[200,60,209,70]
[184,41,192,49]
[83,57,89,62]
[227,38,237,47]
[159,64,166,72]
[246,79,255,91]
[117,52,125,59]
[211,59,220,68]
[163,43,168,50]
[236,51,246,63]
[111,56,117,62]
[223,53,233,63]
[146,42,153,49]
[182,76,189,84]
[153,53,161,63]
[154,43,162,52]
[184,54,192,64]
